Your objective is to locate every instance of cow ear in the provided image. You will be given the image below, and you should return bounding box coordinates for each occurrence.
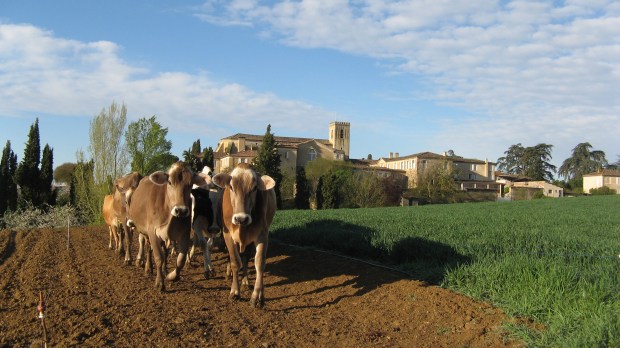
[193,172,212,187]
[149,171,169,186]
[212,173,231,189]
[258,175,275,191]
[114,179,128,194]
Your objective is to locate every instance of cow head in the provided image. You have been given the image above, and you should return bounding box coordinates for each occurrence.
[115,172,143,207]
[149,161,211,218]
[212,163,275,226]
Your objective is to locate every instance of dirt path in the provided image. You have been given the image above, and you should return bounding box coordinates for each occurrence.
[0,227,522,347]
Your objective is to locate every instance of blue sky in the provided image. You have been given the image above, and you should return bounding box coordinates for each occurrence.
[1,0,619,174]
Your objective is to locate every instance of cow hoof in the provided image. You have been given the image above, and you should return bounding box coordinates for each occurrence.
[204,269,216,279]
[124,259,131,266]
[229,293,240,301]
[155,282,165,292]
[250,297,264,308]
[135,259,144,267]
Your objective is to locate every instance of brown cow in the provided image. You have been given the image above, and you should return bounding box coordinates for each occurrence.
[212,163,276,308]
[101,172,142,264]
[128,161,210,291]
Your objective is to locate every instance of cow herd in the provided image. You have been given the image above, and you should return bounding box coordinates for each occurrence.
[102,161,277,308]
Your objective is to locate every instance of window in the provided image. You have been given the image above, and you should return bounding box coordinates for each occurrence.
[284,151,289,160]
[340,129,344,138]
[308,148,317,161]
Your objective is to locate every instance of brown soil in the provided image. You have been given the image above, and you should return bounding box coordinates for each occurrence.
[0,226,523,347]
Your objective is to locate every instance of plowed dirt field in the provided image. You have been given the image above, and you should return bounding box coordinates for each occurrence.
[0,226,523,347]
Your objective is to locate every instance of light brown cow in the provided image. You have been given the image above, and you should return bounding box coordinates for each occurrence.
[128,161,210,291]
[101,172,142,264]
[212,163,276,308]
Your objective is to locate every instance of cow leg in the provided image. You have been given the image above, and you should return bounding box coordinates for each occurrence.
[108,226,114,250]
[202,236,216,279]
[136,233,146,268]
[250,240,268,308]
[123,224,133,265]
[224,232,242,300]
[116,222,125,256]
[167,236,189,282]
[149,236,165,291]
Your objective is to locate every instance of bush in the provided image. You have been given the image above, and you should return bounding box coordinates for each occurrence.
[0,203,86,230]
[589,186,616,195]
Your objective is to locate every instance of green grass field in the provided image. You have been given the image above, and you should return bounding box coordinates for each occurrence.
[270,195,620,347]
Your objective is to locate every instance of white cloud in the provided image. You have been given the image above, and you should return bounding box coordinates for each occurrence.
[0,23,332,140]
[196,0,620,164]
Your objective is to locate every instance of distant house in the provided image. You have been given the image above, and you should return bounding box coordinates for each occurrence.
[583,169,620,194]
[371,151,498,192]
[213,122,350,174]
[495,172,563,199]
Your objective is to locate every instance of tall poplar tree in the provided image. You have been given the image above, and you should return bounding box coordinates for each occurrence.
[0,141,19,215]
[40,144,56,205]
[252,124,283,208]
[89,101,129,186]
[15,118,42,208]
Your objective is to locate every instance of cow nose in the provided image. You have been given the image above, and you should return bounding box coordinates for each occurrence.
[232,214,251,226]
[172,206,189,217]
[208,225,220,234]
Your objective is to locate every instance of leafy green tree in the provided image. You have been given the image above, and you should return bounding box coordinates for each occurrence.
[89,101,129,186]
[347,171,387,208]
[182,139,214,173]
[522,143,556,181]
[558,142,607,183]
[201,146,214,171]
[126,116,177,175]
[411,161,457,203]
[319,168,353,209]
[0,141,19,215]
[54,162,77,184]
[183,139,203,172]
[497,143,525,175]
[294,167,311,209]
[40,144,56,206]
[497,143,556,181]
[252,124,283,208]
[15,119,42,208]
[70,150,98,223]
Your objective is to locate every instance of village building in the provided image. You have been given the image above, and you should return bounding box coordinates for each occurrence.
[583,169,620,194]
[213,122,350,174]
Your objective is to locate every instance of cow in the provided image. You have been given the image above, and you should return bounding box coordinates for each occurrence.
[212,163,276,308]
[188,186,223,279]
[127,161,211,291]
[101,172,142,265]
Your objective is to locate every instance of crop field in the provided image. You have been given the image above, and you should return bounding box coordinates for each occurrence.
[270,195,620,347]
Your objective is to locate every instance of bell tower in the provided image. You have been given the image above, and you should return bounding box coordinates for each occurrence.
[329,121,350,158]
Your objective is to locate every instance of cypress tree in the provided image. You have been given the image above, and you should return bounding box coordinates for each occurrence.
[40,144,56,206]
[294,167,311,209]
[252,124,283,208]
[0,141,18,216]
[15,118,42,208]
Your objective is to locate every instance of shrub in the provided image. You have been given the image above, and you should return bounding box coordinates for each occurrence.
[0,203,85,230]
[589,186,616,195]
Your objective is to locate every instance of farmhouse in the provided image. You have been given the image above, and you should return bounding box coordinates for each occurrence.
[213,121,350,174]
[371,151,498,191]
[583,169,620,194]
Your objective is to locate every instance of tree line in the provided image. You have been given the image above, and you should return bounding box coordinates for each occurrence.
[2,101,618,225]
[496,142,617,192]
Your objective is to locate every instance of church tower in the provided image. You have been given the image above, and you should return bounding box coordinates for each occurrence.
[329,121,350,158]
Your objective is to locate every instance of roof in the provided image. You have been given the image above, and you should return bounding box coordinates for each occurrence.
[583,169,620,177]
[495,172,533,182]
[379,151,493,164]
[222,133,331,147]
